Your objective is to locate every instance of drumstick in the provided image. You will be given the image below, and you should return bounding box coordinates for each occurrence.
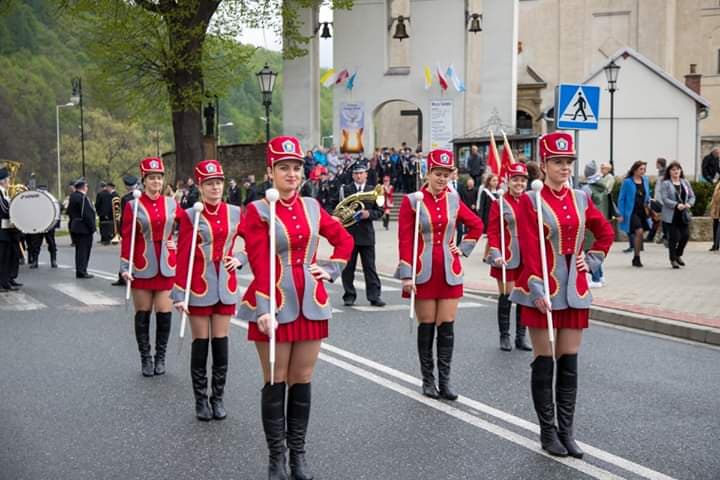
[125,190,142,311]
[498,188,507,295]
[409,191,424,333]
[179,202,204,339]
[531,180,555,359]
[266,188,279,385]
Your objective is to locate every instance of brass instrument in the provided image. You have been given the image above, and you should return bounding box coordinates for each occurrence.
[111,196,121,244]
[3,160,28,198]
[332,184,385,228]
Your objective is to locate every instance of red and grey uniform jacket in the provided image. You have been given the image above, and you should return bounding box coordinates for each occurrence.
[510,186,614,310]
[170,202,245,306]
[394,185,484,284]
[237,195,354,324]
[486,194,521,269]
[120,193,179,278]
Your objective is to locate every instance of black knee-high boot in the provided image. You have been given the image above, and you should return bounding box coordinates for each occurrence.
[210,337,229,420]
[134,311,154,377]
[417,323,439,399]
[514,305,532,351]
[436,322,458,401]
[531,356,567,456]
[287,383,314,480]
[190,339,212,421]
[154,312,172,375]
[262,382,289,480]
[556,354,584,458]
[498,295,512,351]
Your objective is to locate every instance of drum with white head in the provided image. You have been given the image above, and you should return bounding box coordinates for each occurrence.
[9,190,61,234]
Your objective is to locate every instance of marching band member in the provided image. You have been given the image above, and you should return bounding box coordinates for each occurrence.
[510,132,614,458]
[121,158,180,377]
[238,136,353,480]
[396,149,483,400]
[381,174,394,230]
[172,160,245,422]
[486,163,532,352]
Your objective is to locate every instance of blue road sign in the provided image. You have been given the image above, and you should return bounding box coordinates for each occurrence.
[556,84,601,130]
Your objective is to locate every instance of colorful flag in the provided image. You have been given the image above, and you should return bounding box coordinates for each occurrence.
[436,64,448,91]
[423,66,433,90]
[346,71,357,91]
[487,130,502,176]
[320,68,336,87]
[446,64,466,93]
[500,130,516,179]
[335,69,350,86]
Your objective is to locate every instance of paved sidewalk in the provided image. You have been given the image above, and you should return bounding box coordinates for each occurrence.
[320,221,720,344]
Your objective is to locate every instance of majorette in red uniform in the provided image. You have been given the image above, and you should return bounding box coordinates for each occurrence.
[509,132,614,458]
[381,175,394,230]
[171,159,245,422]
[237,135,353,480]
[485,162,532,352]
[120,157,181,378]
[395,149,483,401]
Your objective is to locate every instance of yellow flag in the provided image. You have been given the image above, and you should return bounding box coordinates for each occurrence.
[423,66,432,90]
[320,68,336,87]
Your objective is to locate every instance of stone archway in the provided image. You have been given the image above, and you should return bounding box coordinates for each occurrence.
[373,99,423,150]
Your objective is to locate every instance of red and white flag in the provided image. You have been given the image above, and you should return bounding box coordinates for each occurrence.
[335,69,350,86]
[436,64,448,91]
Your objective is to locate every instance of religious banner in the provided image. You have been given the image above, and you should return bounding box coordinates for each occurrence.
[340,102,365,153]
[430,99,453,150]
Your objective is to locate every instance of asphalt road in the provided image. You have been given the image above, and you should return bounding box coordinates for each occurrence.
[1,239,718,480]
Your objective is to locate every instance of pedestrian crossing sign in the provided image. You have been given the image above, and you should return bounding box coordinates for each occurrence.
[556,84,601,130]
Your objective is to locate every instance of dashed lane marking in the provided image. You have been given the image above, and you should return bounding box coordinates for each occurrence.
[0,291,45,311]
[51,283,122,306]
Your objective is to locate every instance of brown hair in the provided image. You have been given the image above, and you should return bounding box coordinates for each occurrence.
[626,161,647,178]
[663,161,685,180]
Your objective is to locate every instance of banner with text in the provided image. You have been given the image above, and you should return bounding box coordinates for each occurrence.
[430,100,454,150]
[339,102,365,154]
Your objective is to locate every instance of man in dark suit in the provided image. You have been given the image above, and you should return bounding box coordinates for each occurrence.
[341,161,385,307]
[95,182,116,245]
[112,175,138,286]
[227,178,242,206]
[467,145,485,187]
[67,178,96,279]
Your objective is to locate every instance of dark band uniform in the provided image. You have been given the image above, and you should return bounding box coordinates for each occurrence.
[0,167,21,290]
[67,179,97,278]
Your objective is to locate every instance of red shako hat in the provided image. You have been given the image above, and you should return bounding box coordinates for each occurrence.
[140,157,164,176]
[266,136,304,168]
[427,149,455,170]
[506,162,529,178]
[194,159,224,184]
[539,132,576,161]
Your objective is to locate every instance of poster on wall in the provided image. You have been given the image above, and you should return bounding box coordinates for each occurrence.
[430,100,454,150]
[340,102,365,154]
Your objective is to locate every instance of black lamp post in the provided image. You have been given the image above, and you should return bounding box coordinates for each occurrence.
[255,63,277,143]
[71,77,86,178]
[604,60,620,173]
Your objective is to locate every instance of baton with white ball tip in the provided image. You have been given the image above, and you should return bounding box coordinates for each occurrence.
[498,188,507,295]
[409,190,424,333]
[266,188,279,385]
[125,189,142,311]
[531,180,555,356]
[179,202,204,339]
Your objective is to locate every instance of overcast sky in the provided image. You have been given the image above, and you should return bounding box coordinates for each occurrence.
[238,5,334,68]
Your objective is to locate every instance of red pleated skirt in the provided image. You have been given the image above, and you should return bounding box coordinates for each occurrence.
[520,305,589,329]
[189,303,236,317]
[403,246,464,300]
[489,266,520,282]
[132,242,174,291]
[248,315,328,343]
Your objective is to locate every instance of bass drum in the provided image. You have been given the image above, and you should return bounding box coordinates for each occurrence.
[9,190,61,234]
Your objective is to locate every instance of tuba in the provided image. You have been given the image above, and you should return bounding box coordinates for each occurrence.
[111,196,121,244]
[3,160,28,198]
[332,184,385,228]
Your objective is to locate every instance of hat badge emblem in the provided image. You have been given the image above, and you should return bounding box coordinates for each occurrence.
[282,140,295,153]
[150,160,159,169]
[206,163,217,173]
[440,153,450,164]
[556,138,568,151]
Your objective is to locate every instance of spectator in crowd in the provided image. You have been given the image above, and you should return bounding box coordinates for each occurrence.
[313,145,328,167]
[709,181,720,251]
[243,174,262,206]
[327,145,340,176]
[617,161,650,267]
[701,147,719,183]
[659,161,695,269]
[581,161,609,287]
[467,145,485,187]
[174,180,185,204]
[526,160,543,184]
[647,158,667,244]
[478,173,500,234]
[227,178,242,206]
[180,176,199,209]
[303,150,315,178]
[459,176,480,243]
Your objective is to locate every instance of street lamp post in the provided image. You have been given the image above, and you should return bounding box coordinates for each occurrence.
[71,77,86,178]
[218,122,234,146]
[255,63,278,143]
[604,60,620,173]
[56,102,74,199]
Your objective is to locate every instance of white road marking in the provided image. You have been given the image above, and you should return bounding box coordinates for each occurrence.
[0,291,45,311]
[51,283,121,306]
[229,318,675,480]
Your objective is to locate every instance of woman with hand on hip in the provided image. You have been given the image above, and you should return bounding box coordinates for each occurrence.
[396,149,483,401]
[238,136,353,480]
[485,163,532,352]
[659,161,695,268]
[172,160,245,422]
[510,132,614,458]
[121,157,181,377]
